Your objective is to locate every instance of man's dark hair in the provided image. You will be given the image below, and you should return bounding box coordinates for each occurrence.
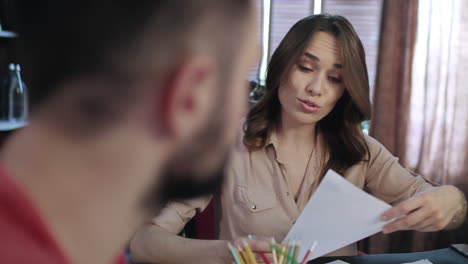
[14,0,250,130]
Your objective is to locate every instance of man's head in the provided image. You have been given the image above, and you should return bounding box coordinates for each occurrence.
[15,0,258,212]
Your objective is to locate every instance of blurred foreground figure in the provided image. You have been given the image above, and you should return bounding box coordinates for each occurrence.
[0,1,257,263]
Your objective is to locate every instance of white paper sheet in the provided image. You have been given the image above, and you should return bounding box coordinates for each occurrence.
[401,260,433,264]
[283,170,392,261]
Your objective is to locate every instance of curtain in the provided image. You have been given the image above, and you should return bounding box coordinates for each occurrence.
[367,0,418,253]
[406,0,468,252]
[368,0,468,254]
[369,0,417,164]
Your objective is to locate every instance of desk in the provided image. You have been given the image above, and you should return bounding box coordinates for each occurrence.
[310,245,468,264]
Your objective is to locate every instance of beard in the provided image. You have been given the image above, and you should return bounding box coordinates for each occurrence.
[142,113,230,214]
[155,156,227,209]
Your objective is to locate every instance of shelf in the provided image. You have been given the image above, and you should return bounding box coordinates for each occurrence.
[0,120,27,131]
[0,30,17,38]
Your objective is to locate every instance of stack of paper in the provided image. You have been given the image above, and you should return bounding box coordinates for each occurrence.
[283,170,392,261]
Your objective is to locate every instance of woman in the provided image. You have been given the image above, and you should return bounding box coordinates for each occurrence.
[130,14,467,263]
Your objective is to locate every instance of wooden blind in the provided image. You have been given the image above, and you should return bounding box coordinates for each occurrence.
[270,0,313,58]
[322,0,383,96]
[248,0,383,95]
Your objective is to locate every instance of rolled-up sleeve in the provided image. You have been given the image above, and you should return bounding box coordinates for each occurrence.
[152,195,212,234]
[364,136,437,205]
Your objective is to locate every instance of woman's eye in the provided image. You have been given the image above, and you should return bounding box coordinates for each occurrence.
[298,64,313,72]
[329,76,342,83]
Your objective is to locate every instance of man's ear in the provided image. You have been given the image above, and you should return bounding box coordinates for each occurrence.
[155,55,217,142]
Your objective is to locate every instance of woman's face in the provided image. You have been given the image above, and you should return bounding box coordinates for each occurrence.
[278,31,346,126]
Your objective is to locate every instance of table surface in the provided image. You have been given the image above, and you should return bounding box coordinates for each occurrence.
[309,245,468,264]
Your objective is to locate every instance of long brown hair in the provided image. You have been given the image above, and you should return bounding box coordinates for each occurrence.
[244,14,372,177]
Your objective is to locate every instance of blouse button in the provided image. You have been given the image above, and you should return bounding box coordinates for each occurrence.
[251,205,257,210]
[286,192,290,196]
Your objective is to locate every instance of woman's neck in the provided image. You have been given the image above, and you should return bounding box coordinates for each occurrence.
[276,113,318,151]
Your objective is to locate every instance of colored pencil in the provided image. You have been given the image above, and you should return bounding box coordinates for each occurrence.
[247,235,268,264]
[259,252,271,264]
[240,249,250,264]
[228,242,243,264]
[300,241,318,264]
[271,238,278,264]
[269,243,299,264]
[243,241,258,264]
[293,243,299,261]
[278,245,287,264]
[235,245,246,264]
[286,242,295,264]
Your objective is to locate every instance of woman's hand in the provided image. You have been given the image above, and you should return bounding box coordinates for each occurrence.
[381,186,466,234]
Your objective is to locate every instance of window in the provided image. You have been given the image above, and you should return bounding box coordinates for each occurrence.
[247,0,265,82]
[248,0,314,83]
[249,0,383,99]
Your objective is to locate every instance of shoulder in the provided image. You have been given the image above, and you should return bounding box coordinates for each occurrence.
[0,169,69,263]
[226,120,267,176]
[362,134,396,164]
[362,133,384,150]
[0,220,68,263]
[229,120,251,159]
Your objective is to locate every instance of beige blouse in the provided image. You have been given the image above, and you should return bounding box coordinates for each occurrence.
[153,132,435,256]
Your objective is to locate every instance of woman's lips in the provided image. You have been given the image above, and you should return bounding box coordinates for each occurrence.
[298,98,321,113]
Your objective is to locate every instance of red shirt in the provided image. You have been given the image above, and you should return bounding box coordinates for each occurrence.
[0,166,127,264]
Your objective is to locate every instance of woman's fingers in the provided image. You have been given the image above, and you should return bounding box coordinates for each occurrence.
[381,195,425,222]
[408,215,434,231]
[382,203,431,234]
[381,186,465,234]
